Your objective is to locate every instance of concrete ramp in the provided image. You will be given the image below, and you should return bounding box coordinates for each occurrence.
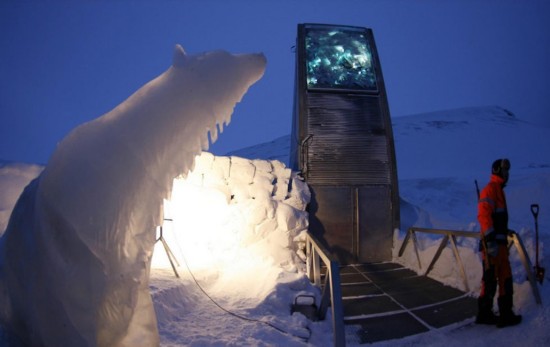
[339,263,477,343]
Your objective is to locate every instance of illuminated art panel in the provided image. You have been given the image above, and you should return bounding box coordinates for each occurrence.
[305,27,377,91]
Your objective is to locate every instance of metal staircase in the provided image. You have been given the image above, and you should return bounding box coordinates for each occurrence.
[306,228,542,346]
[305,234,473,345]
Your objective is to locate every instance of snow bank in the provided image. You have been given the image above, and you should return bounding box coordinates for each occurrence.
[0,45,265,346]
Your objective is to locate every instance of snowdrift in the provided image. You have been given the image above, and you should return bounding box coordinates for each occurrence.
[0,46,265,346]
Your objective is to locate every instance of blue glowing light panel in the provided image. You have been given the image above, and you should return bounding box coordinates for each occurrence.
[305,27,377,91]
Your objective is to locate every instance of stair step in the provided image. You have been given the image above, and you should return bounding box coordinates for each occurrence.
[333,263,476,344]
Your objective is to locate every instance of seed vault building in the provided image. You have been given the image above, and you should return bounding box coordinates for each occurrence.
[290,24,400,264]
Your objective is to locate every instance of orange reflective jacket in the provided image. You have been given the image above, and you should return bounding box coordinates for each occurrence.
[478,174,509,244]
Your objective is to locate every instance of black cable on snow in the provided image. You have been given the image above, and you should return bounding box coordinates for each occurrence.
[179,250,312,343]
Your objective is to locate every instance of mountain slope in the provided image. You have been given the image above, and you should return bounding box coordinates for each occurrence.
[392,106,550,179]
[226,134,291,165]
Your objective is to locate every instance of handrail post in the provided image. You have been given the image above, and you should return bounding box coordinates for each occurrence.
[328,260,345,346]
[313,247,321,286]
[306,236,312,280]
[411,230,422,269]
[318,266,331,320]
[424,235,449,276]
[509,232,542,305]
[449,234,470,291]
[398,228,412,256]
[398,228,422,269]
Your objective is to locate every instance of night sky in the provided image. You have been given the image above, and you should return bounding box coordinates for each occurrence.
[1,0,548,165]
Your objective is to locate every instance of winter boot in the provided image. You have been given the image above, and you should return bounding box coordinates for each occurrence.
[497,296,522,328]
[475,296,498,325]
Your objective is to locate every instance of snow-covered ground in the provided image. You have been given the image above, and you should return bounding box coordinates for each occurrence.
[1,106,549,346]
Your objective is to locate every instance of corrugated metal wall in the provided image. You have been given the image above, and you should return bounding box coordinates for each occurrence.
[305,93,391,185]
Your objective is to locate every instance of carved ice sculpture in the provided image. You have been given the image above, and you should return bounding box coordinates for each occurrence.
[0,45,265,346]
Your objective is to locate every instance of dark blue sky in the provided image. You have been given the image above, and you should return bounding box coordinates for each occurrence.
[1,0,549,165]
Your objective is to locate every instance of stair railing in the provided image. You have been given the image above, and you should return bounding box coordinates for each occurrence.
[398,227,542,305]
[305,232,346,347]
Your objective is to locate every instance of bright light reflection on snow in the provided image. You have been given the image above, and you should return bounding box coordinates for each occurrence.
[167,181,239,272]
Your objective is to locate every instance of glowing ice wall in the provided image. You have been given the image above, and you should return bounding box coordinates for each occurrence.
[0,45,265,346]
[154,152,311,301]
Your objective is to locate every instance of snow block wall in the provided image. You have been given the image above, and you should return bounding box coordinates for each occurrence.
[0,45,265,347]
[158,152,311,295]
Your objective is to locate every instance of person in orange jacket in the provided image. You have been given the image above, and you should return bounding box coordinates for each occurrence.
[476,158,522,327]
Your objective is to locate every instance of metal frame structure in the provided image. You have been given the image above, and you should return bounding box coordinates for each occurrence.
[398,227,542,305]
[157,219,180,278]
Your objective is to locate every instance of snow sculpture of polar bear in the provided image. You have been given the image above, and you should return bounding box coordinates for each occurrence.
[0,45,266,346]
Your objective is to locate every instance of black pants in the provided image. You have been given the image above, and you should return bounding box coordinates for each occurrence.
[479,245,514,313]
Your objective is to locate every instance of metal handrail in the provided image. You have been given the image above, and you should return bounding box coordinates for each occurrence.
[398,227,542,305]
[305,232,346,347]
